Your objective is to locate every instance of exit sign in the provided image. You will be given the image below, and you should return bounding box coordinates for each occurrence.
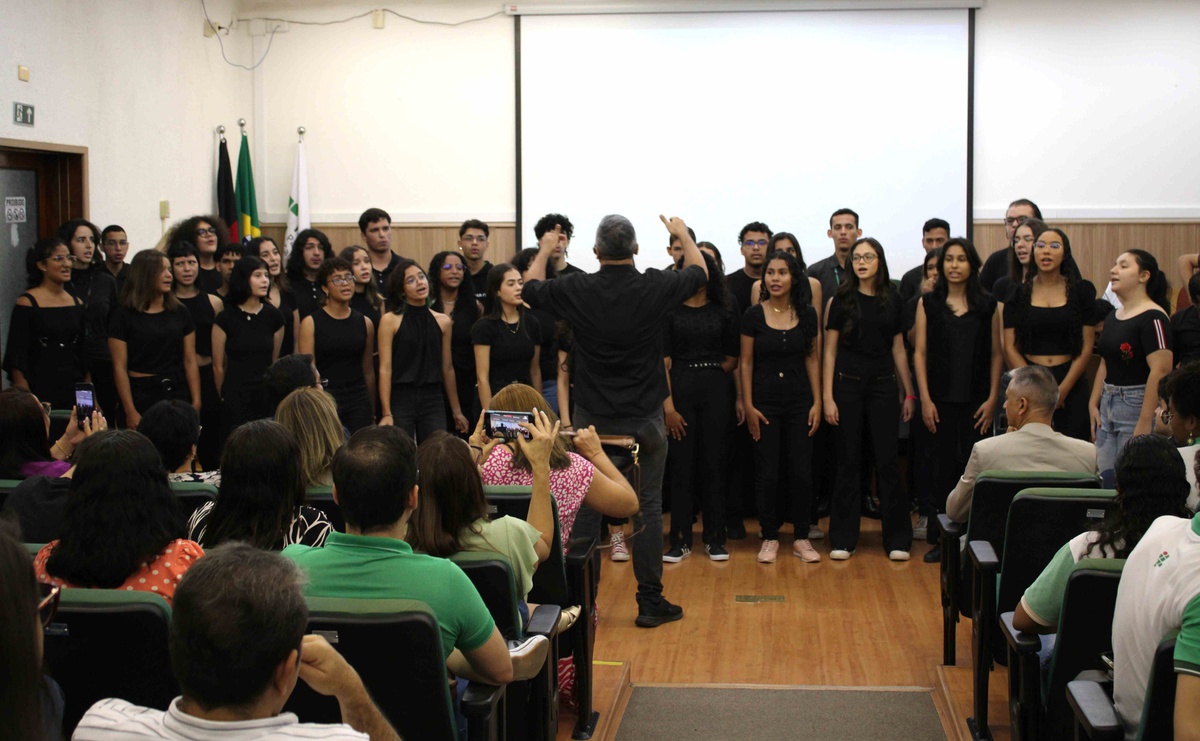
[14,103,35,126]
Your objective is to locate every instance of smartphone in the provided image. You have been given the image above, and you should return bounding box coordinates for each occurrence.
[484,410,534,441]
[74,383,95,429]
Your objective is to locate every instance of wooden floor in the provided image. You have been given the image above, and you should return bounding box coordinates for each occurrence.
[557,515,1012,741]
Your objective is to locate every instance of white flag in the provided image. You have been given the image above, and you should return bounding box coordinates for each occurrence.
[284,141,310,253]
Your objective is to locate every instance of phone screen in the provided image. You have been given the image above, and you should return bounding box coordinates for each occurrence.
[75,385,95,428]
[485,411,534,441]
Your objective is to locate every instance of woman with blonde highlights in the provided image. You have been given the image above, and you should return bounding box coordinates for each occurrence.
[275,387,345,488]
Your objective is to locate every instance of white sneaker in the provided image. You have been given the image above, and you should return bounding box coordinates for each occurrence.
[807,524,825,540]
[913,516,928,540]
[610,532,630,562]
[757,539,780,563]
[829,549,854,561]
[889,550,911,562]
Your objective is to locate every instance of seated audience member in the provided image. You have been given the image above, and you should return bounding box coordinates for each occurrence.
[946,365,1098,524]
[188,420,331,550]
[1159,362,1200,510]
[282,425,548,686]
[4,433,106,544]
[1172,274,1200,367]
[1110,487,1200,738]
[263,352,324,413]
[0,522,65,741]
[407,420,557,603]
[137,399,221,486]
[479,384,638,542]
[1013,435,1191,638]
[72,542,400,740]
[276,387,345,488]
[34,430,201,606]
[0,387,103,479]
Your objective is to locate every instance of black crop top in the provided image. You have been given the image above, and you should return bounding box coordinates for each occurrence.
[310,309,368,387]
[1003,279,1098,357]
[109,306,195,376]
[740,303,816,378]
[1097,309,1172,386]
[666,302,739,364]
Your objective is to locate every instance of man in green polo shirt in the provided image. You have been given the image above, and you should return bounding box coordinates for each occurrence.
[283,425,542,685]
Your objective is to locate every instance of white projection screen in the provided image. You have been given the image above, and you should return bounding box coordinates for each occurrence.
[518,8,970,276]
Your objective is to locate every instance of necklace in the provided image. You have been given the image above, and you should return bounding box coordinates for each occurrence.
[769,302,792,315]
[505,317,521,334]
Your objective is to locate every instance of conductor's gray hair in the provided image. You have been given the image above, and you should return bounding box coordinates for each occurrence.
[595,215,637,260]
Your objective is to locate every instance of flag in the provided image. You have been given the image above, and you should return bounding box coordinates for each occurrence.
[216,137,238,243]
[235,133,261,244]
[284,140,310,253]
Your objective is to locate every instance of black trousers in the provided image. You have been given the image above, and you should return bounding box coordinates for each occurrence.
[1046,361,1090,441]
[753,396,815,541]
[830,371,912,552]
[666,366,732,547]
[90,358,119,424]
[924,400,981,543]
[393,382,447,443]
[127,373,189,428]
[328,381,374,434]
[196,364,221,469]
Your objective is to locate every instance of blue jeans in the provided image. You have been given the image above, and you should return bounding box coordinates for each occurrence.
[572,405,668,608]
[540,379,559,416]
[1094,383,1145,481]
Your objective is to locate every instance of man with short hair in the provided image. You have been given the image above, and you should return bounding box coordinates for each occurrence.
[523,214,708,627]
[214,241,242,297]
[264,353,325,412]
[808,208,862,302]
[979,198,1042,293]
[666,225,697,268]
[458,218,493,303]
[899,218,950,302]
[945,365,1096,524]
[534,213,583,275]
[283,426,542,684]
[99,224,130,288]
[359,207,399,294]
[73,543,400,740]
[726,222,771,313]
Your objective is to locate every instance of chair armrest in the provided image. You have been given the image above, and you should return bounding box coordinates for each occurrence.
[565,535,598,568]
[999,611,1042,655]
[462,681,505,741]
[967,540,999,573]
[936,514,961,541]
[526,604,561,640]
[1066,680,1123,741]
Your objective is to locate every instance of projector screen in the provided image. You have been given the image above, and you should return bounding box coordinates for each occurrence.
[518,8,970,277]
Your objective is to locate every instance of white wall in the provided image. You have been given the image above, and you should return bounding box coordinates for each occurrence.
[0,0,252,251]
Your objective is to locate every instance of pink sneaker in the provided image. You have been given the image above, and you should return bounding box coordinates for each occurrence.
[610,531,631,562]
[757,539,779,564]
[793,539,821,563]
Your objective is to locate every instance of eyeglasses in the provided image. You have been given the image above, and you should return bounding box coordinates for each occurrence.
[1004,216,1027,226]
[195,227,218,237]
[442,263,465,272]
[48,254,78,264]
[741,239,769,248]
[328,276,355,286]
[851,253,878,264]
[404,275,424,285]
[1034,241,1064,251]
[38,584,61,628]
[1160,408,1174,425]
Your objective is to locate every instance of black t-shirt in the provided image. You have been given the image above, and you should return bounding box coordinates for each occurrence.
[310,309,368,387]
[469,261,493,305]
[471,313,542,388]
[66,267,119,363]
[109,305,195,376]
[558,263,584,276]
[196,266,223,295]
[522,264,707,418]
[1003,280,1098,357]
[372,252,401,296]
[740,303,816,379]
[899,265,924,303]
[2,475,71,543]
[826,291,903,376]
[725,269,758,319]
[177,292,217,357]
[292,278,324,320]
[980,249,1011,296]
[1097,309,1172,386]
[528,307,559,384]
[666,302,739,364]
[1171,305,1200,366]
[215,303,285,388]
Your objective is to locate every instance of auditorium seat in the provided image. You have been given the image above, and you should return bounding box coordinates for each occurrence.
[1001,558,1125,740]
[938,469,1100,665]
[0,477,21,511]
[285,596,504,741]
[304,484,344,532]
[966,487,1116,739]
[1067,637,1178,741]
[167,481,216,520]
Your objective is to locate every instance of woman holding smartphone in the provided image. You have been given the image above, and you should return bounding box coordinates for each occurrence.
[212,256,285,444]
[250,236,299,356]
[108,251,201,429]
[471,263,541,410]
[824,238,915,561]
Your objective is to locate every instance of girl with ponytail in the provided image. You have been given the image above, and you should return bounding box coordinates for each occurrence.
[1089,249,1174,481]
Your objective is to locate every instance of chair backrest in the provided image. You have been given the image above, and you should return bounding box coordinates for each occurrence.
[484,485,570,607]
[967,470,1100,561]
[1138,637,1178,740]
[42,589,176,735]
[284,597,459,741]
[168,481,217,520]
[1043,558,1126,737]
[0,477,22,510]
[305,485,345,532]
[450,551,524,641]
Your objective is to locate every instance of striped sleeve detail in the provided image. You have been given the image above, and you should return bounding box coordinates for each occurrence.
[1152,317,1168,351]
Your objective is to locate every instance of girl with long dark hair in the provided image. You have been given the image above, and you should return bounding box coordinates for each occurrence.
[377,259,466,440]
[991,216,1048,303]
[60,218,120,419]
[187,420,330,550]
[286,228,334,320]
[249,235,299,356]
[749,232,824,319]
[109,251,201,429]
[660,251,739,561]
[471,263,542,409]
[35,430,201,605]
[212,256,285,443]
[340,245,384,327]
[740,251,822,564]
[4,237,86,412]
[823,238,915,561]
[913,238,1002,544]
[430,250,484,434]
[168,241,224,469]
[168,215,230,295]
[1003,227,1099,441]
[297,257,376,432]
[1090,249,1173,479]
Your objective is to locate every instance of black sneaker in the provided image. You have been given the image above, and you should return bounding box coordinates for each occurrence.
[635,598,684,628]
[662,543,691,563]
[706,543,730,561]
[726,519,747,540]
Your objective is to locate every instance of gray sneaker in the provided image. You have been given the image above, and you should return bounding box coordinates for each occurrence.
[913,516,928,540]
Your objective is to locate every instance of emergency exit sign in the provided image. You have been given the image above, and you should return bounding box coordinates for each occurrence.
[14,103,35,126]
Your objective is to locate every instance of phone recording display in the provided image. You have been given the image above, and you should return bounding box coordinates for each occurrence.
[74,383,95,429]
[484,410,534,441]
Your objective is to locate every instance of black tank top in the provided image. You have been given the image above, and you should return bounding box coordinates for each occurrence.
[391,304,442,386]
[311,308,368,387]
[177,292,217,356]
